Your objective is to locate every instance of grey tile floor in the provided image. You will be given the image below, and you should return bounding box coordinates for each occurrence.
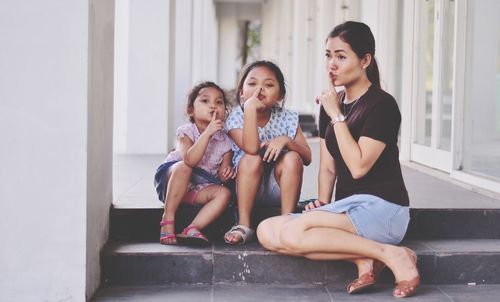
[93,284,500,302]
[113,139,500,209]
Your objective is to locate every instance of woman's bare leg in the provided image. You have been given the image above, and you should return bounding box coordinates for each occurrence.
[257,211,418,284]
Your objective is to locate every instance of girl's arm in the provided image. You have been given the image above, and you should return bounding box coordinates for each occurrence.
[179,113,224,167]
[241,88,265,155]
[261,127,312,166]
[218,151,236,182]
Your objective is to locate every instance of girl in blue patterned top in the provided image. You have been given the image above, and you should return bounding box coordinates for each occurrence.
[223,60,312,245]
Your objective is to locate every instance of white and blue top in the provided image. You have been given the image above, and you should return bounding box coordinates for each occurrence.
[224,106,299,169]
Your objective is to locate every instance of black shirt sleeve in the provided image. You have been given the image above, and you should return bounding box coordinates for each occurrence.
[360,98,401,145]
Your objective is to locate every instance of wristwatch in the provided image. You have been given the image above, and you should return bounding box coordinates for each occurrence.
[330,113,346,125]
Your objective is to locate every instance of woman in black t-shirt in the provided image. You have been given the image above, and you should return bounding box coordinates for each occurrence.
[257,21,420,298]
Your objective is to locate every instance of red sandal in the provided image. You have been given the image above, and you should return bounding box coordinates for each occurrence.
[176,225,209,246]
[159,220,176,245]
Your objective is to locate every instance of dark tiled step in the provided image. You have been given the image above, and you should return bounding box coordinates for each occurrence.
[109,207,500,241]
[101,239,500,286]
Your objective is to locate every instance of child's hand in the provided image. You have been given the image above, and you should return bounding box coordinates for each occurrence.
[205,111,224,137]
[218,165,235,183]
[260,136,290,162]
[243,88,266,112]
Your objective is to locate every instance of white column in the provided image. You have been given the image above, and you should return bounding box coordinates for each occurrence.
[217,3,241,90]
[173,0,193,146]
[192,0,218,83]
[0,0,114,300]
[290,0,308,111]
[113,0,129,153]
[125,0,170,153]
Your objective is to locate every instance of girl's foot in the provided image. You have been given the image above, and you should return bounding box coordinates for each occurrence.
[224,224,255,245]
[160,219,177,245]
[177,225,209,246]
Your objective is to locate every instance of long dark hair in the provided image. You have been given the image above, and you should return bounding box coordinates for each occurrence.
[186,81,229,123]
[327,21,380,88]
[235,60,287,107]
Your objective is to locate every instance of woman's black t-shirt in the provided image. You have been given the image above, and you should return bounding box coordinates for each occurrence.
[319,85,409,206]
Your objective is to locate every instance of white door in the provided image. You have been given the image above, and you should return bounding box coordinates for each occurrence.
[410,0,456,172]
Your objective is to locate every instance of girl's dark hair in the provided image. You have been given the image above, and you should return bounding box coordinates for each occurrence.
[186,81,229,123]
[235,60,286,106]
[328,21,380,88]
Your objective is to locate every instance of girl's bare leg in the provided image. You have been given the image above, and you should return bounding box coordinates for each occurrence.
[274,151,303,214]
[161,162,192,244]
[190,185,232,230]
[225,154,262,243]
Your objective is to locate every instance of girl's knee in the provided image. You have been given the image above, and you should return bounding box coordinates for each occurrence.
[238,154,263,174]
[282,152,303,171]
[171,161,192,176]
[217,186,232,204]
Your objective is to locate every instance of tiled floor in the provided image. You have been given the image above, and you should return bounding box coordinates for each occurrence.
[93,284,500,302]
[113,139,500,209]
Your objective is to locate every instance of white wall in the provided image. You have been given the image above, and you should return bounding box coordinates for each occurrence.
[0,0,113,300]
[87,0,114,298]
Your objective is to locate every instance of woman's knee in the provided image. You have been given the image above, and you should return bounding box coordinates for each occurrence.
[279,222,305,252]
[238,154,263,174]
[256,218,279,250]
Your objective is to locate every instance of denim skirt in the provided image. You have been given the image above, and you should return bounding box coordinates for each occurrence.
[312,194,410,245]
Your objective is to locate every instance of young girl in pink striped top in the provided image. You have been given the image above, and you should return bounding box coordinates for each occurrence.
[154,82,235,246]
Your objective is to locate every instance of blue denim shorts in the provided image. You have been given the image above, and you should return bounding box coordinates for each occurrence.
[312,194,410,245]
[154,161,221,203]
[236,165,281,206]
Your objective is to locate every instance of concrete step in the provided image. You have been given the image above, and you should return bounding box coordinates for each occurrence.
[109,207,500,242]
[101,239,500,286]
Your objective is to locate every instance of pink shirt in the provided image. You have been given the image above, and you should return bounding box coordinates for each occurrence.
[164,123,233,176]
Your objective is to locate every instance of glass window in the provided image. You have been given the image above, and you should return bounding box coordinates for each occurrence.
[438,0,455,151]
[415,0,435,146]
[462,0,500,180]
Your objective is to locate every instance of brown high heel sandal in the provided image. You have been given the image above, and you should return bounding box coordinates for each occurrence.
[393,247,420,298]
[347,259,386,294]
[393,276,420,298]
